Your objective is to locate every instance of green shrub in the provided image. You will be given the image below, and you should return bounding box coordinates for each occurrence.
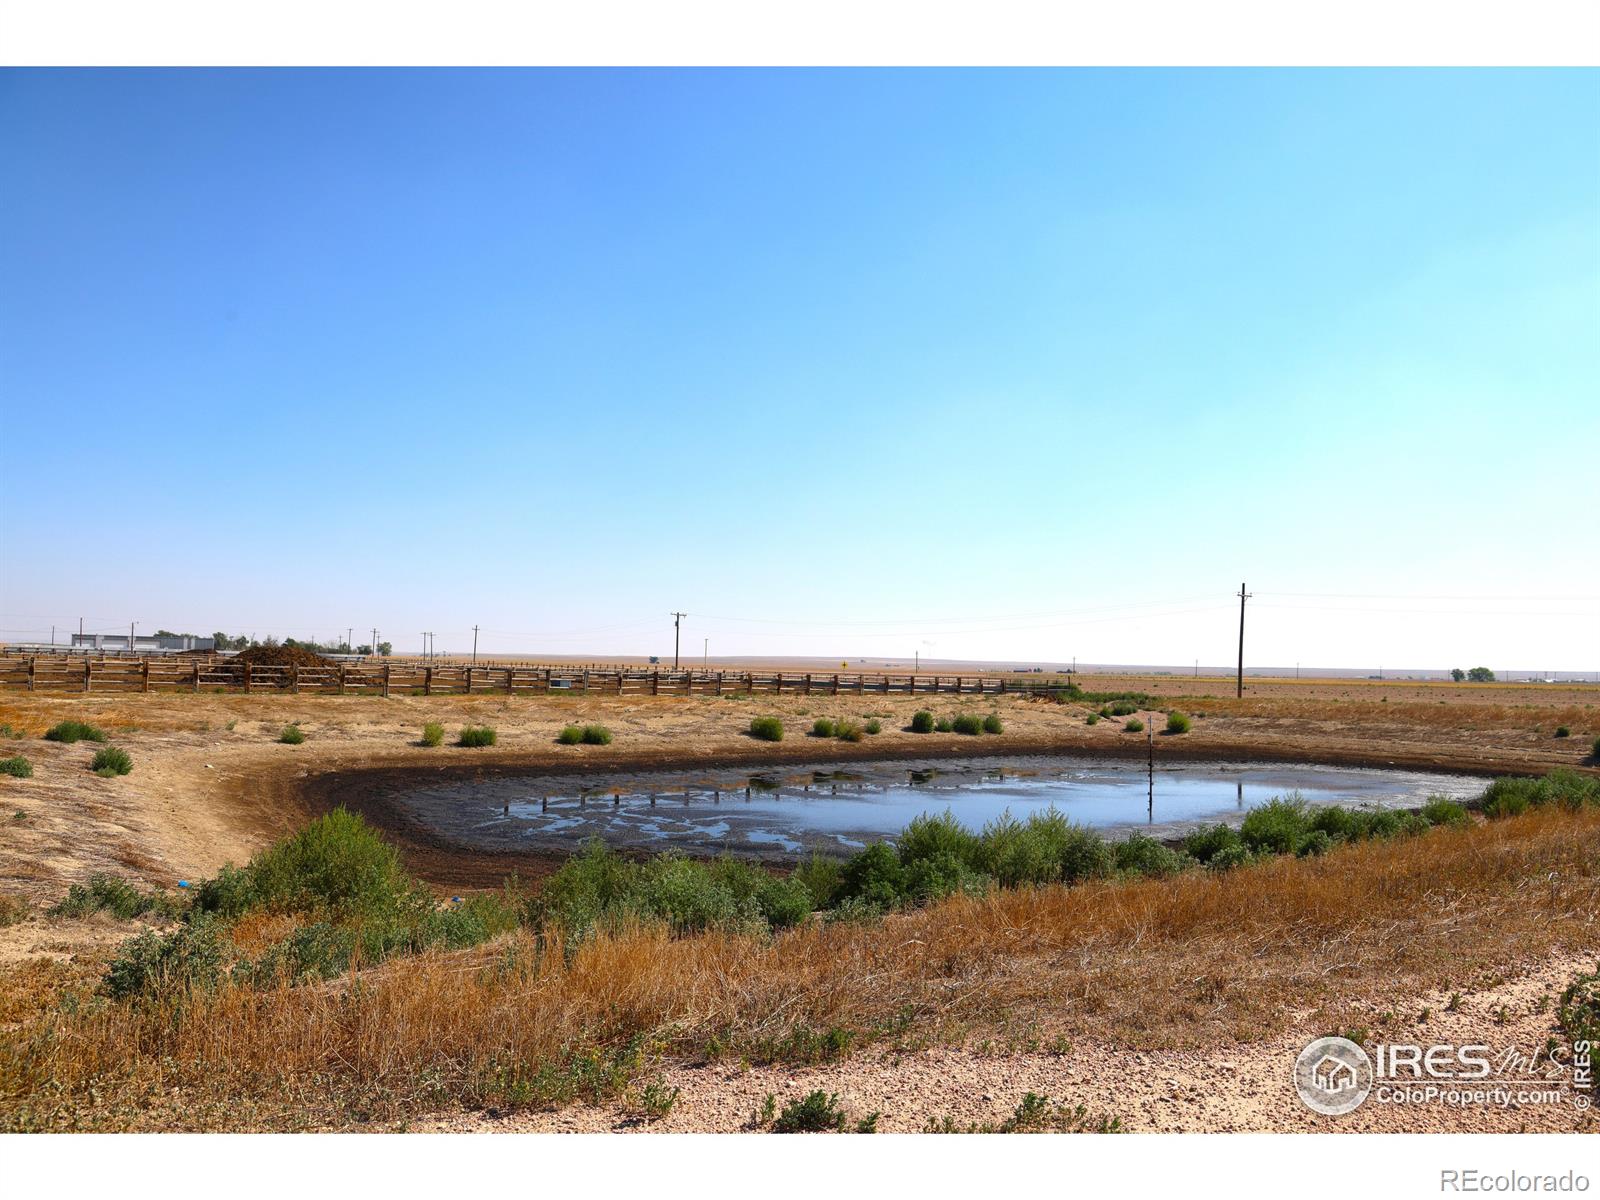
[934,717,954,733]
[43,720,107,744]
[458,725,497,748]
[1296,830,1333,857]
[834,721,864,743]
[905,851,990,903]
[0,895,27,927]
[103,917,225,1001]
[1055,822,1114,883]
[1593,735,1600,759]
[811,718,837,738]
[1555,726,1570,738]
[537,840,646,939]
[1107,701,1138,717]
[0,755,32,778]
[558,725,585,744]
[749,717,784,742]
[976,811,1057,887]
[1085,713,1100,726]
[1420,797,1469,828]
[1164,712,1191,735]
[791,856,843,909]
[1348,808,1403,841]
[1395,812,1430,838]
[91,746,133,776]
[952,714,984,736]
[199,808,428,922]
[1208,843,1253,872]
[278,723,305,745]
[192,864,255,919]
[421,721,445,747]
[982,713,1003,734]
[772,1090,847,1133]
[638,857,744,934]
[51,873,180,921]
[897,809,983,870]
[864,719,882,736]
[1482,777,1536,817]
[1239,795,1309,855]
[910,711,935,734]
[1182,824,1242,864]
[1112,833,1189,877]
[837,843,907,909]
[581,724,613,745]
[1307,806,1358,841]
[1123,718,1143,733]
[1558,964,1600,1054]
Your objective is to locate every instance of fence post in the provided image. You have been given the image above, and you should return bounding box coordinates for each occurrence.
[775,672,783,695]
[506,667,514,695]
[243,662,251,694]
[803,673,811,696]
[424,666,432,696]
[338,663,347,695]
[582,669,589,695]
[84,658,91,693]
[617,671,624,695]
[465,667,473,695]
[143,658,151,693]
[292,664,300,695]
[194,660,201,693]
[651,670,659,696]
[28,656,35,692]
[832,673,840,696]
[382,663,391,698]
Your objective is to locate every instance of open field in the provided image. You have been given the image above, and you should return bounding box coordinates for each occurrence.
[1,679,1597,1132]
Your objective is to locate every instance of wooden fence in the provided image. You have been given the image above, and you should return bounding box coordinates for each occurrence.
[0,654,1018,698]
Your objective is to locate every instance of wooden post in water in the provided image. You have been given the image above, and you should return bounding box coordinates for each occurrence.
[1147,720,1155,822]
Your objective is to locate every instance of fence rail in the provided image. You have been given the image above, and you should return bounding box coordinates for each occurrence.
[0,654,1029,698]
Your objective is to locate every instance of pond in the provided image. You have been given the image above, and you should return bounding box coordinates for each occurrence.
[387,757,1483,860]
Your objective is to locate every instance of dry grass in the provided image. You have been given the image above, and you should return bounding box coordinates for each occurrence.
[4,805,1596,1131]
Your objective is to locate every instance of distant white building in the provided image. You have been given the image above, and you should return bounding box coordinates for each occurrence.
[71,633,214,652]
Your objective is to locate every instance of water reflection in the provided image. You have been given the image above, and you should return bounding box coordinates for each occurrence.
[401,757,1482,860]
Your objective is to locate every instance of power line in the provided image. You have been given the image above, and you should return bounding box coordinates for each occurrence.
[1236,582,1252,699]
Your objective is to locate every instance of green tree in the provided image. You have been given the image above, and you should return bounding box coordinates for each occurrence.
[1450,668,1465,682]
[1467,666,1496,683]
[376,641,393,656]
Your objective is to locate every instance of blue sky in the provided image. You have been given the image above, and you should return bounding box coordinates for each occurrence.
[2,69,1596,669]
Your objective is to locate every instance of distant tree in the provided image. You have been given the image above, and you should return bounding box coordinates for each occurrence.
[262,635,280,648]
[376,641,392,656]
[355,644,373,656]
[1450,668,1466,682]
[211,631,230,650]
[1467,666,1496,683]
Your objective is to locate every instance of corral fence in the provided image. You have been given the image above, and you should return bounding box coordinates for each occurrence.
[0,653,1047,699]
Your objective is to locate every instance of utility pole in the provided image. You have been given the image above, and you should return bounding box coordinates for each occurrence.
[371,628,379,657]
[670,612,686,670]
[130,620,136,654]
[914,649,919,673]
[347,627,353,654]
[472,625,479,664]
[1236,582,1251,699]
[422,633,428,660]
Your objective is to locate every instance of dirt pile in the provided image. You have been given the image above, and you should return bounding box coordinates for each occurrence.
[230,644,335,669]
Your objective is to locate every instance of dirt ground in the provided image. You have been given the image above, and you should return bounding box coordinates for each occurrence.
[1,678,1596,1132]
[414,948,1598,1134]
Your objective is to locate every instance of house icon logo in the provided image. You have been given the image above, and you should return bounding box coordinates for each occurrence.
[1294,1036,1373,1115]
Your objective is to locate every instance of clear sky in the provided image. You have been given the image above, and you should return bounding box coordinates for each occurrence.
[2,69,1596,670]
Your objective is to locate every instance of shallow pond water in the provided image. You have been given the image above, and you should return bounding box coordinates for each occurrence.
[389,757,1483,860]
